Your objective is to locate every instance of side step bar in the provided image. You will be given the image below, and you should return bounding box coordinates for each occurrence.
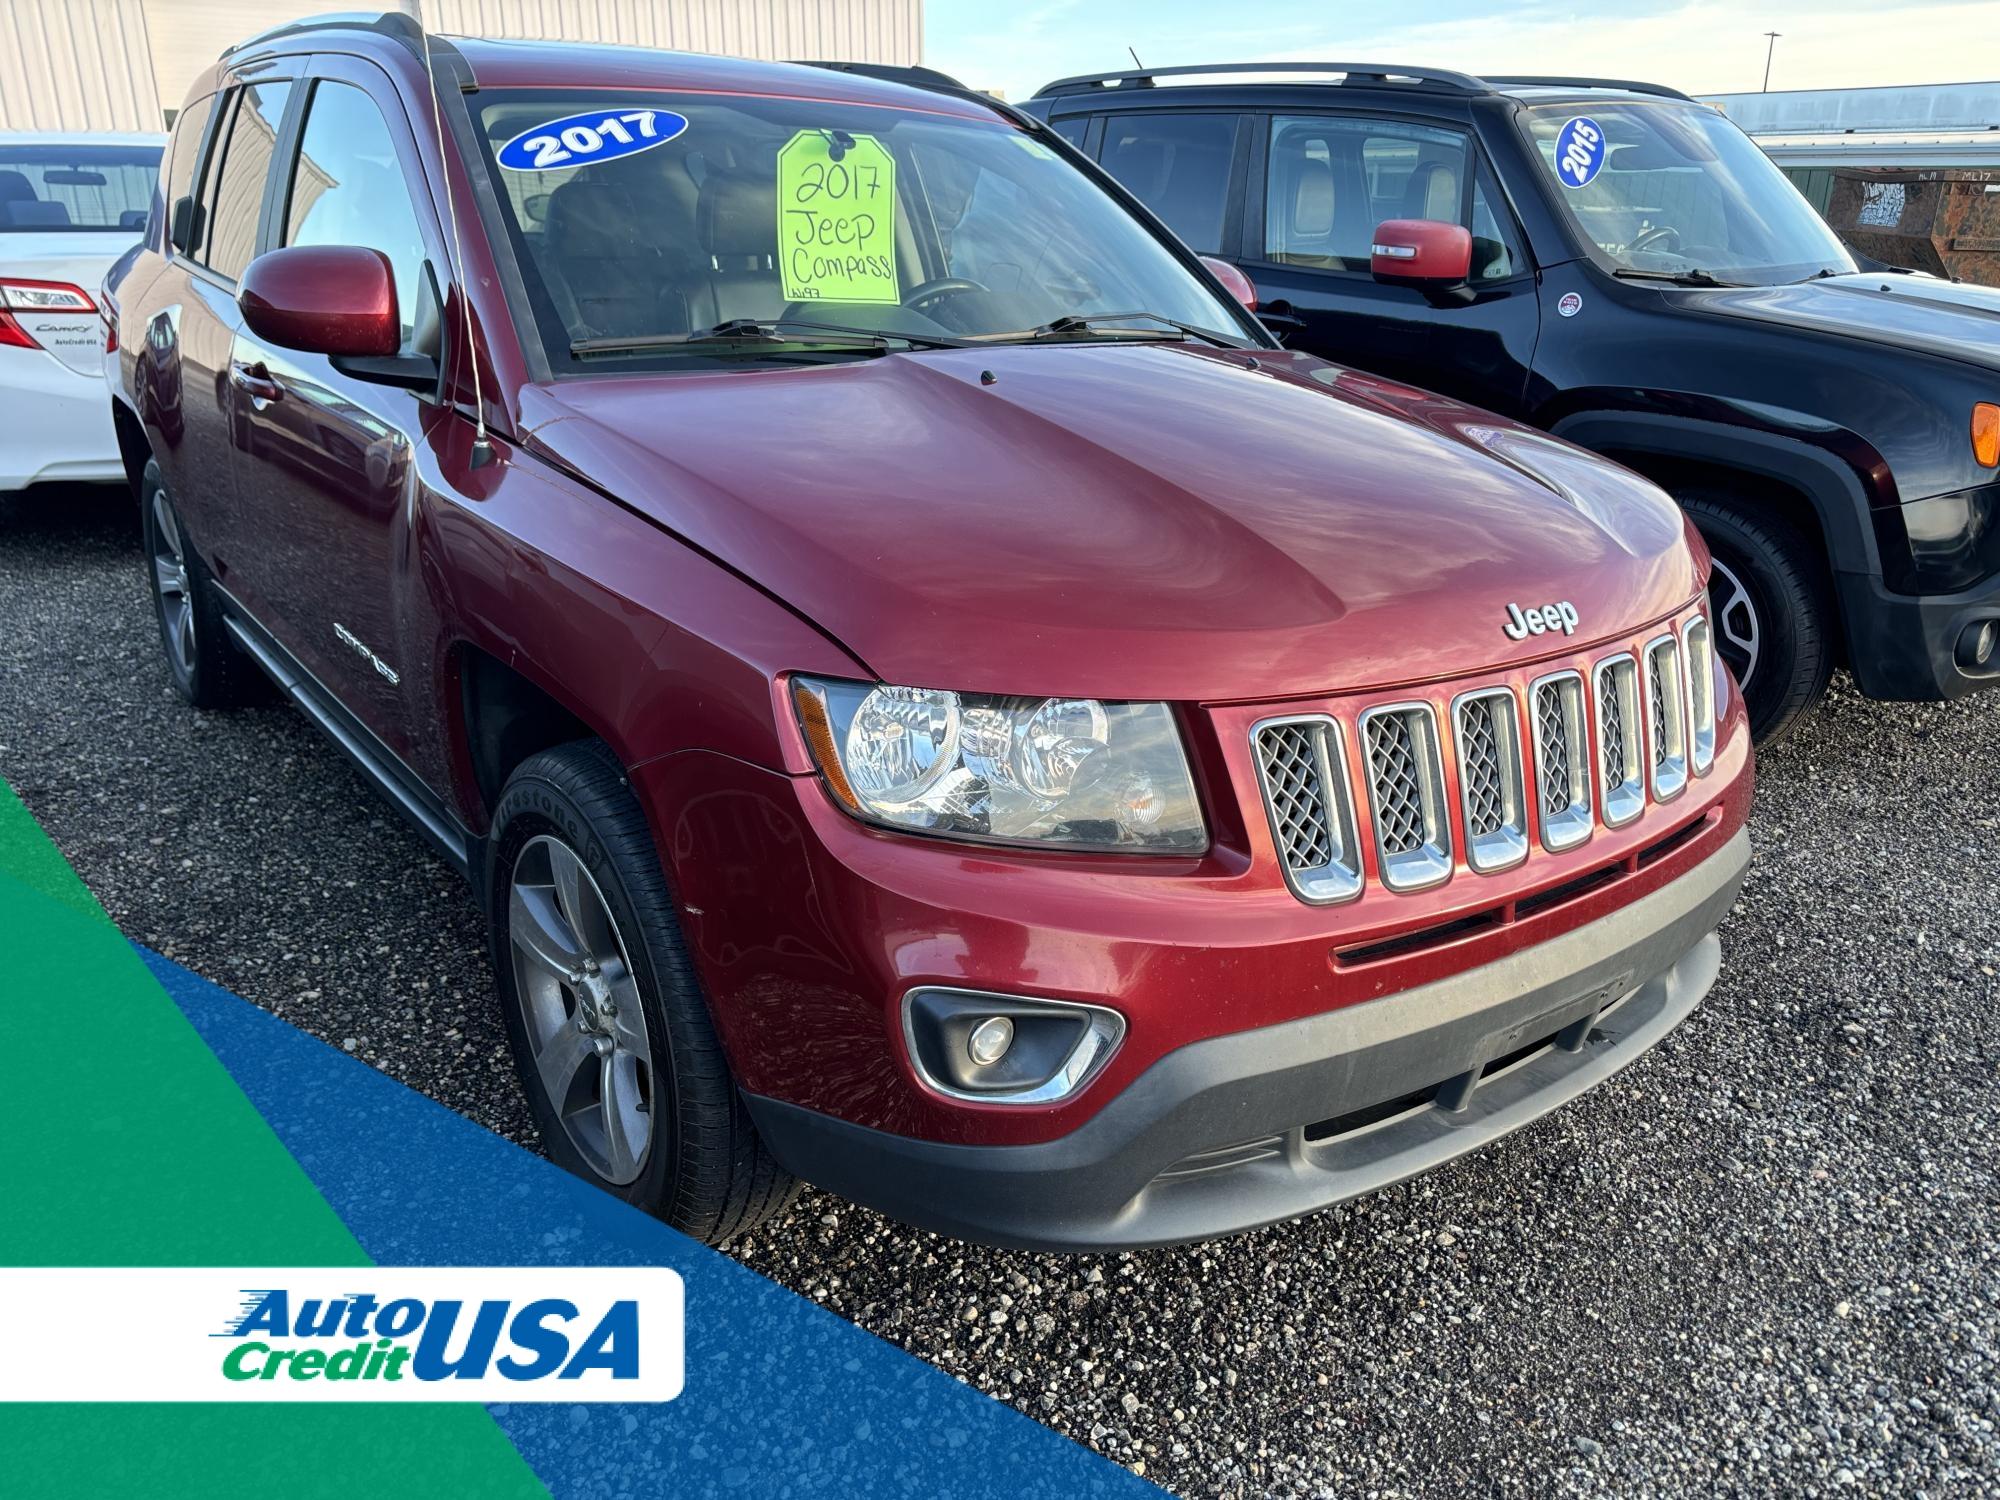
[219,604,474,880]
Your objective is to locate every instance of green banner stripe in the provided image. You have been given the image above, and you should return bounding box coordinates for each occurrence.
[0,781,547,1499]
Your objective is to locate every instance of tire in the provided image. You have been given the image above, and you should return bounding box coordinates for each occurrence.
[487,739,799,1243]
[139,458,261,708]
[1679,488,1834,745]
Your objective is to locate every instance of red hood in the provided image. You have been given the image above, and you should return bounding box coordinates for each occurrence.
[519,344,1697,702]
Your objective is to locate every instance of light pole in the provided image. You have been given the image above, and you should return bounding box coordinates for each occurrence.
[1762,31,1781,91]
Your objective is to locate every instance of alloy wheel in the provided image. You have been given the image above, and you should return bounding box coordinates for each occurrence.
[150,488,196,677]
[1707,555,1761,692]
[508,835,655,1184]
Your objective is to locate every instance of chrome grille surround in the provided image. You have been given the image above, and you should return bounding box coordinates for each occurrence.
[1644,634,1690,802]
[1681,614,1717,774]
[1450,687,1528,874]
[1528,670,1593,852]
[1358,703,1453,891]
[1591,653,1646,828]
[1250,714,1363,905]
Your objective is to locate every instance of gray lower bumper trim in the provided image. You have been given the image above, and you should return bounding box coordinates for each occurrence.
[748,828,1750,1252]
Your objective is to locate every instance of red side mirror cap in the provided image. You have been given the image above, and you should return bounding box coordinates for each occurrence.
[1370,220,1472,286]
[238,245,400,359]
[1199,255,1258,312]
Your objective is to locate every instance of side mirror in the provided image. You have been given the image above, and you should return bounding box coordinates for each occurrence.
[1199,255,1258,312]
[1370,219,1473,288]
[168,194,202,254]
[239,245,399,357]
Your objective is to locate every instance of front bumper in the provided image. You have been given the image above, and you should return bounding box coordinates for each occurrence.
[746,825,1750,1251]
[0,347,123,492]
[1838,567,2000,701]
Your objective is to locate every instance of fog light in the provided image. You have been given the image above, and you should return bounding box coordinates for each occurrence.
[1958,619,1998,671]
[967,1016,1014,1067]
[903,988,1126,1104]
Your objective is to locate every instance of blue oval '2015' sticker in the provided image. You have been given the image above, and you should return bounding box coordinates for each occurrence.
[1553,116,1606,189]
[497,109,689,172]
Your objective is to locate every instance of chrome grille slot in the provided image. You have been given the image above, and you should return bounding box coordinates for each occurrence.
[1593,654,1645,827]
[1529,671,1593,852]
[1644,634,1690,801]
[1451,688,1527,873]
[1682,615,1716,773]
[1359,704,1452,891]
[1251,715,1362,905]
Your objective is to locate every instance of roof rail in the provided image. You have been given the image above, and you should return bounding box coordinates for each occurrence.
[793,59,1046,133]
[792,61,971,92]
[220,9,423,62]
[1035,61,1485,99]
[1483,75,1694,102]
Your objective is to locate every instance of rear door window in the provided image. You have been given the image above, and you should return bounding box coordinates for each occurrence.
[199,80,293,281]
[1098,112,1239,253]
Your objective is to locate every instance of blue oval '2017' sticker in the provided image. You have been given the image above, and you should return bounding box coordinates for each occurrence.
[497,109,689,172]
[1554,116,1605,190]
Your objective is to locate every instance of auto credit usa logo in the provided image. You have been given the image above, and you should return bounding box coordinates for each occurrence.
[0,1267,683,1402]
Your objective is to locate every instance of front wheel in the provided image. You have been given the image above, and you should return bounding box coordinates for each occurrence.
[487,740,799,1243]
[1679,489,1833,744]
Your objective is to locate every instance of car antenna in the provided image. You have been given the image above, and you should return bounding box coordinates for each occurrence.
[1127,46,1144,69]
[416,9,494,469]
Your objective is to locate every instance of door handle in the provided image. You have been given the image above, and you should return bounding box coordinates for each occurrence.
[229,359,284,405]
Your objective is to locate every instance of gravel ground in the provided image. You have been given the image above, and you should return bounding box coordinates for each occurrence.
[4,482,1996,1498]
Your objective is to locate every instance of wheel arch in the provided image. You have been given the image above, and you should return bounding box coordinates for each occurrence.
[111,396,152,498]
[453,643,605,828]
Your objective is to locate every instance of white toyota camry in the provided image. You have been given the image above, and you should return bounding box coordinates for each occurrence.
[1,131,165,494]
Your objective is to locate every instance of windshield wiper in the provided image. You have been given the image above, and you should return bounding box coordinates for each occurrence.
[570,318,974,358]
[991,311,1247,349]
[1611,268,1741,288]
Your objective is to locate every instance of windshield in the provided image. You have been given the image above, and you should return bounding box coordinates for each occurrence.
[0,142,161,233]
[473,91,1255,364]
[1518,100,1855,285]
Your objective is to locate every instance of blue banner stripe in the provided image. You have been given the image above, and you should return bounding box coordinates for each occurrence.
[141,947,1158,1500]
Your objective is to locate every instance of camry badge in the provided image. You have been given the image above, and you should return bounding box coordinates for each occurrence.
[1503,601,1580,640]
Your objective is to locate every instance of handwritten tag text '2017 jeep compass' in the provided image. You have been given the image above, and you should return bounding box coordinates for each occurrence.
[108,17,1751,1249]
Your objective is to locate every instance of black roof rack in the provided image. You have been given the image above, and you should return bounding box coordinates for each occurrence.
[220,9,424,62]
[792,61,971,92]
[1036,61,1486,99]
[793,59,1047,134]
[1484,75,1694,102]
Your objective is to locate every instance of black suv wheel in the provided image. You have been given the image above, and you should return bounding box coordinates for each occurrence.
[487,740,799,1243]
[140,458,261,708]
[1679,488,1834,744]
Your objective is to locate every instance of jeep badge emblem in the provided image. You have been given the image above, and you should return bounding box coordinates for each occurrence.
[1504,601,1580,640]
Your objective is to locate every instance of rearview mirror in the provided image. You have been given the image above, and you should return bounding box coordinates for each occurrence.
[1199,255,1258,312]
[1370,219,1473,289]
[239,245,400,357]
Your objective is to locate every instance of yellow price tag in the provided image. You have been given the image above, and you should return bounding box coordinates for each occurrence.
[777,130,899,305]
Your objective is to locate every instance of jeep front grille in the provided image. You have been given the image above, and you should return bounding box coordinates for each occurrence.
[1250,618,1708,904]
[1529,672,1593,852]
[1359,704,1452,891]
[1451,688,1527,873]
[1251,716,1362,905]
[1593,655,1645,827]
[1644,635,1690,801]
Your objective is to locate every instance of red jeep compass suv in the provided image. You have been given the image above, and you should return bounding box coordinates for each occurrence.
[109,16,1752,1250]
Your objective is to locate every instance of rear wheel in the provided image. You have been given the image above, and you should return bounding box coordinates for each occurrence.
[140,459,259,708]
[1679,488,1833,744]
[488,740,799,1243]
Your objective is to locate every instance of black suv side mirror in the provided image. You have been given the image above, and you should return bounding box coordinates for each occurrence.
[168,194,203,255]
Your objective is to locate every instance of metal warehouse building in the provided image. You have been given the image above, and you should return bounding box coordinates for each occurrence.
[0,0,924,130]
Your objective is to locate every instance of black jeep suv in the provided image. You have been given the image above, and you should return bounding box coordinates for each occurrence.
[1024,63,2000,741]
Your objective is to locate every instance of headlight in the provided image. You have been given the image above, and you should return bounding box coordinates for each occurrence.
[791,678,1206,853]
